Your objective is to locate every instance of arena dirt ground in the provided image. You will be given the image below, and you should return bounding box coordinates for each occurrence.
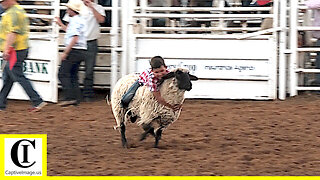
[1,92,320,176]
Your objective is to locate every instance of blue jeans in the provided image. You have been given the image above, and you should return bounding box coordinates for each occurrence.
[0,49,43,109]
[83,40,98,98]
[58,49,87,102]
[121,80,141,108]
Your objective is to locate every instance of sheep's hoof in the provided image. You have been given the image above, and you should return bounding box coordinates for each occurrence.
[140,133,147,141]
[121,137,129,148]
[122,142,129,149]
[140,126,155,141]
[154,139,160,148]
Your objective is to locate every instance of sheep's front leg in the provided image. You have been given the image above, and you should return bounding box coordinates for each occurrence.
[120,122,128,148]
[154,127,163,148]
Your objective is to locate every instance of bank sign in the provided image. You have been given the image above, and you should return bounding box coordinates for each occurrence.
[0,39,58,102]
[0,59,51,81]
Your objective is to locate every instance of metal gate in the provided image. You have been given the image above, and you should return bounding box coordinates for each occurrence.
[1,0,312,101]
[287,0,320,97]
[117,0,279,99]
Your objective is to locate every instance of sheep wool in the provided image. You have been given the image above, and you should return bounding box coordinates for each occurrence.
[111,68,187,132]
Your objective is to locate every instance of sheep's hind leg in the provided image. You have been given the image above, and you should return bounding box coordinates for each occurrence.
[140,124,155,141]
[120,122,128,148]
[154,127,163,148]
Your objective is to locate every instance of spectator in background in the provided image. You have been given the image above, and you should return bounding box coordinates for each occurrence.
[98,0,110,6]
[257,1,273,30]
[82,0,106,101]
[241,0,251,7]
[148,0,180,7]
[18,0,49,26]
[189,0,213,7]
[148,0,169,27]
[55,0,87,106]
[241,0,272,7]
[188,0,229,27]
[188,0,213,27]
[172,0,180,7]
[0,0,47,112]
[305,0,320,85]
[241,0,273,28]
[62,0,106,101]
[98,0,111,27]
[147,0,181,33]
[255,0,272,7]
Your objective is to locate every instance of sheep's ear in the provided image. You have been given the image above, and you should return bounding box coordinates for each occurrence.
[162,72,175,80]
[158,72,175,85]
[189,74,198,81]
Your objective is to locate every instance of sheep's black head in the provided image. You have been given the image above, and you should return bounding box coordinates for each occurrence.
[160,69,198,91]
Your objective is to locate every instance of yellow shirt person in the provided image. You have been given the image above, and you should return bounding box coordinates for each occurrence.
[0,0,46,112]
[0,4,28,51]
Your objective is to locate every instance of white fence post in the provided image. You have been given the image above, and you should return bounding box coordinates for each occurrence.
[140,0,147,34]
[128,0,136,74]
[289,0,298,96]
[279,0,287,100]
[218,0,225,34]
[271,0,280,100]
[121,0,129,77]
[110,0,119,94]
[51,0,60,103]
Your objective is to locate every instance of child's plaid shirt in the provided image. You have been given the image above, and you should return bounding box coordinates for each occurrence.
[138,68,170,92]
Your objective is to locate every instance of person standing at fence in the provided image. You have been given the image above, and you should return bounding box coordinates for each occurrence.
[62,0,106,102]
[305,0,320,85]
[55,0,87,106]
[81,0,105,101]
[0,0,47,112]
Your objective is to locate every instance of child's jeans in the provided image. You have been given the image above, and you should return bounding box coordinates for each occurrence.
[121,80,141,108]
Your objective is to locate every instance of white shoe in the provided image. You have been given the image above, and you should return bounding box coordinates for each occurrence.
[30,102,47,112]
[58,100,77,106]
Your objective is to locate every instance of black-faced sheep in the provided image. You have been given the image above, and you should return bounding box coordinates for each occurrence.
[110,68,198,148]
